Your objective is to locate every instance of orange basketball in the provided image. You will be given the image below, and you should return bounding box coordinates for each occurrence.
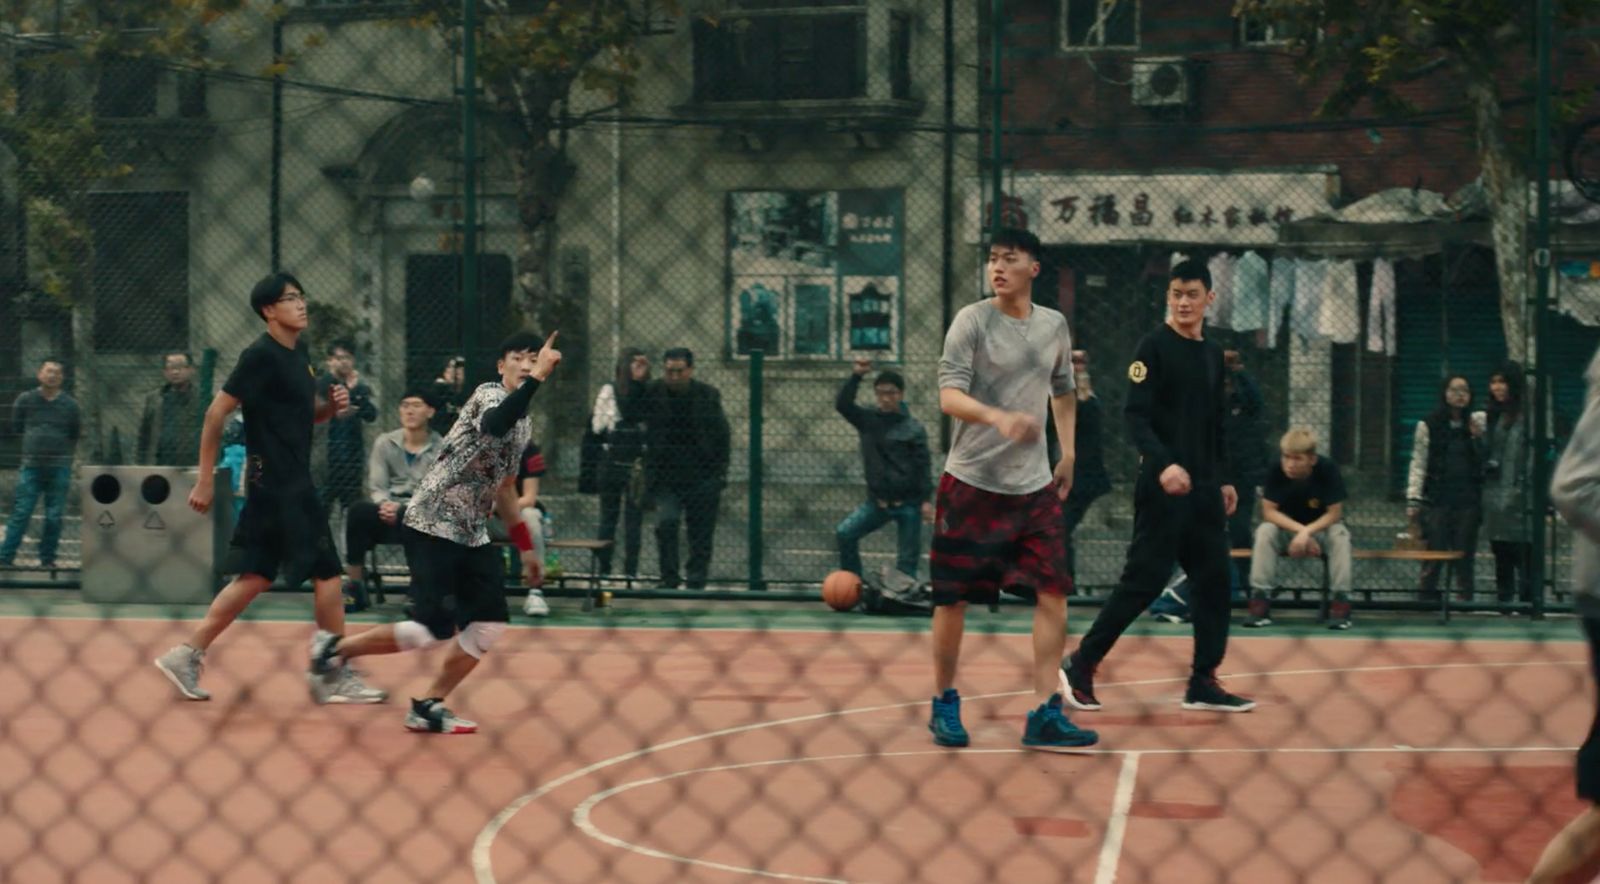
[822,570,862,611]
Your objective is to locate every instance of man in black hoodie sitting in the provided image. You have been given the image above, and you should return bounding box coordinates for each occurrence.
[835,358,935,582]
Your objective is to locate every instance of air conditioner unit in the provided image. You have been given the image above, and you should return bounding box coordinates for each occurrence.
[1131,57,1193,108]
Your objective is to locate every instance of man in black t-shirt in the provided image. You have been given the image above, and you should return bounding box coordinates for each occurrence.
[1245,428,1355,630]
[1062,260,1254,714]
[154,272,385,705]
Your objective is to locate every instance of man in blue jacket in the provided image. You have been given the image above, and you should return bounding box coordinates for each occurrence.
[835,357,934,582]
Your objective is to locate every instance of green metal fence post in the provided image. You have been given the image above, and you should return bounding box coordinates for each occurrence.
[1531,0,1553,619]
[749,348,765,591]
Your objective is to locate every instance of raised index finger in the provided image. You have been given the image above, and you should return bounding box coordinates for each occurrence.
[543,330,559,351]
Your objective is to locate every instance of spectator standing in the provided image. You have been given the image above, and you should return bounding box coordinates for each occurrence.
[0,358,80,568]
[318,339,378,513]
[590,348,650,578]
[1060,350,1111,590]
[642,348,729,589]
[1480,361,1532,607]
[1407,375,1484,601]
[136,352,201,465]
[430,355,469,436]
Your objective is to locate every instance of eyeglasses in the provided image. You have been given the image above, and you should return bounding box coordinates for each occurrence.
[275,292,307,305]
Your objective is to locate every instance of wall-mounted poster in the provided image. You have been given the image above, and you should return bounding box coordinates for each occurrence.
[727,189,904,361]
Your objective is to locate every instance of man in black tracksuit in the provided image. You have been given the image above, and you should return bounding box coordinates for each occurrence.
[835,358,933,581]
[1060,259,1256,713]
[642,347,731,589]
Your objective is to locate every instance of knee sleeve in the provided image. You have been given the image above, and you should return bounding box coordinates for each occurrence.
[457,621,507,659]
[394,619,443,650]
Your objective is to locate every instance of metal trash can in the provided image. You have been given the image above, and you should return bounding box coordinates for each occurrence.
[80,466,235,604]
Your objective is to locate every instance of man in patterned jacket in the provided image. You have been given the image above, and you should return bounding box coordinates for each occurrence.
[309,330,562,733]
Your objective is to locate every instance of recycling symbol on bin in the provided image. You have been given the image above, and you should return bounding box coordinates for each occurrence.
[143,512,166,531]
[97,511,115,529]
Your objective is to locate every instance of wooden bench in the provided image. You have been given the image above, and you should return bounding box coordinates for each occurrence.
[365,538,615,611]
[1230,547,1467,621]
[547,538,614,610]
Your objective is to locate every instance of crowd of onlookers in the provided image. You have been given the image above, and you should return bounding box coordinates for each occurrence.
[0,344,1553,624]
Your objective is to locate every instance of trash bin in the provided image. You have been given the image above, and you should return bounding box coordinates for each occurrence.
[80,466,235,604]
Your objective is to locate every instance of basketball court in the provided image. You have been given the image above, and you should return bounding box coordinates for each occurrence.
[0,606,1591,883]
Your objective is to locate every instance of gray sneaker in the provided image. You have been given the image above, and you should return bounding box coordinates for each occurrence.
[154,644,211,701]
[307,630,344,704]
[329,665,388,704]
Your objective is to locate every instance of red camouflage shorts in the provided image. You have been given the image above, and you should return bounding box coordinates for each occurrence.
[929,472,1070,606]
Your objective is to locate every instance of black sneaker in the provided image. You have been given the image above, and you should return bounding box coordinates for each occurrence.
[1059,654,1102,711]
[1241,596,1272,628]
[1181,676,1256,713]
[1327,600,1353,631]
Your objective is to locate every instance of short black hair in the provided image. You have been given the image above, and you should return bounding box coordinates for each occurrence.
[399,386,439,409]
[38,357,63,370]
[874,370,905,391]
[664,347,695,367]
[249,272,304,320]
[987,227,1042,261]
[328,338,356,357]
[497,330,544,362]
[164,352,193,366]
[1169,259,1212,292]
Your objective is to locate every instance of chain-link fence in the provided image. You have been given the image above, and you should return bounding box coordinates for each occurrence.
[4,1,1600,881]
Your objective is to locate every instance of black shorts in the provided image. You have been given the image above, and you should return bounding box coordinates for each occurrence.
[225,488,342,585]
[1579,617,1600,802]
[403,527,509,636]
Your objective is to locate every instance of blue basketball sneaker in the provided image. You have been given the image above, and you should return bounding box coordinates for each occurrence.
[929,688,970,747]
[1023,694,1100,749]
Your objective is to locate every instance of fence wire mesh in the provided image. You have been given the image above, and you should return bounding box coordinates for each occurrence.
[3,1,1600,881]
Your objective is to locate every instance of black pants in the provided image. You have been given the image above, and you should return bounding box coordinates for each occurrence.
[655,480,721,589]
[1491,540,1533,604]
[1076,481,1232,680]
[596,461,644,576]
[1579,617,1600,801]
[1061,486,1107,592]
[345,500,409,567]
[1419,504,1480,596]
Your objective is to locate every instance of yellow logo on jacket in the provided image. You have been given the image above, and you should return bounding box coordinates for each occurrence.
[1128,361,1148,383]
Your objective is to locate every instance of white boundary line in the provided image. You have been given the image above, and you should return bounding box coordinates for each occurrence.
[1095,751,1141,884]
[567,745,1576,884]
[471,657,1583,884]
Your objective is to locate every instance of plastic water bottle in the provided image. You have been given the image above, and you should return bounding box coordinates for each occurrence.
[543,511,562,578]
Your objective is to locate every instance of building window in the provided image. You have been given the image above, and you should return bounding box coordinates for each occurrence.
[89,192,189,353]
[1060,0,1138,51]
[693,1,911,103]
[94,57,159,118]
[1238,15,1286,46]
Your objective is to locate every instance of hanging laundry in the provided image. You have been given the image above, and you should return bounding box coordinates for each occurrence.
[1267,255,1296,348]
[1367,258,1397,355]
[1231,251,1270,332]
[1291,258,1326,341]
[1206,253,1236,327]
[1317,259,1361,344]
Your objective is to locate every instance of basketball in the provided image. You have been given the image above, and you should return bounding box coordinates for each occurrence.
[822,570,861,611]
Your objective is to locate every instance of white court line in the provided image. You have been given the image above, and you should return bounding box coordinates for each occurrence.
[567,745,1577,884]
[471,657,1582,884]
[1095,751,1141,884]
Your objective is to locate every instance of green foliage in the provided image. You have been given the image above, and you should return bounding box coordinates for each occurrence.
[305,300,364,364]
[1235,0,1600,118]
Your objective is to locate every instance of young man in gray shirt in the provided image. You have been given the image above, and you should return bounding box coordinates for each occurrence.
[1,358,80,568]
[1530,345,1600,882]
[927,227,1097,750]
